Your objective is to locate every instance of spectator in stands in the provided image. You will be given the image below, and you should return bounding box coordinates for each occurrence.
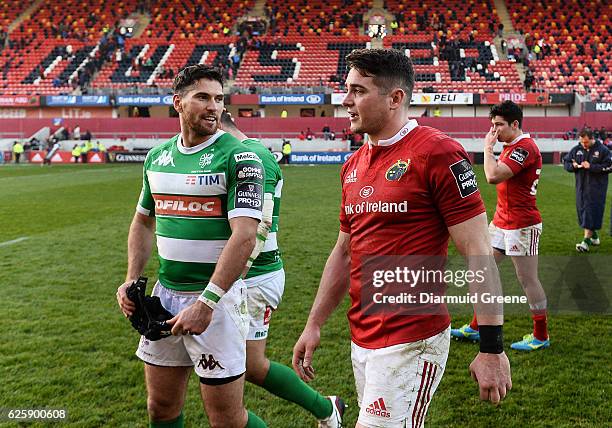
[564,129,612,252]
[597,127,608,143]
[72,144,81,163]
[322,125,331,140]
[12,141,24,164]
[298,131,305,141]
[433,106,442,117]
[83,130,92,141]
[305,128,314,141]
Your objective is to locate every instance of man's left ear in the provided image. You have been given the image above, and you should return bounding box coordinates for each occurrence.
[390,89,405,110]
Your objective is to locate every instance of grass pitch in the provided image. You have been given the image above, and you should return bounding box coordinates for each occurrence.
[0,163,610,427]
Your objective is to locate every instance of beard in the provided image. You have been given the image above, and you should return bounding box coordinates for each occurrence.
[185,111,218,137]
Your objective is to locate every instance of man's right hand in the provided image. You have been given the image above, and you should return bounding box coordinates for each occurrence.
[469,351,512,404]
[292,325,321,383]
[484,127,499,149]
[116,280,136,317]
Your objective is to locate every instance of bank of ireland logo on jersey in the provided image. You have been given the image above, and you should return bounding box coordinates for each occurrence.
[152,150,175,167]
[199,152,214,168]
[359,185,375,198]
[385,159,410,181]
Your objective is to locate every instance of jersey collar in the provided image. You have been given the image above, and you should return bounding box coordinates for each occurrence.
[505,133,531,146]
[176,129,225,154]
[372,119,419,147]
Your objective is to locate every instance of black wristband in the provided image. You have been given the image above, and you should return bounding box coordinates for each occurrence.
[479,325,504,354]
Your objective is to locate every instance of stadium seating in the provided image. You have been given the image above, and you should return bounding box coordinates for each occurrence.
[0,0,138,94]
[0,0,608,98]
[505,0,611,100]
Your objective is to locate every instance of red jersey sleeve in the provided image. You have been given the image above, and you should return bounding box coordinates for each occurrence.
[339,164,351,233]
[500,141,534,175]
[427,138,486,227]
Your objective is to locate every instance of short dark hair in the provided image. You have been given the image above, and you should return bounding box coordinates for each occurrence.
[173,65,224,95]
[489,100,523,128]
[220,111,237,130]
[346,48,414,104]
[579,128,593,139]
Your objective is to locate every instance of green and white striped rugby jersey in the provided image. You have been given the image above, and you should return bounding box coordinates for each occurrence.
[137,130,264,292]
[241,138,283,279]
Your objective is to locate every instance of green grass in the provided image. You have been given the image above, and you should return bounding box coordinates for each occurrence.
[0,163,610,427]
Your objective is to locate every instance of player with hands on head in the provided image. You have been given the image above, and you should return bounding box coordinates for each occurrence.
[452,100,550,352]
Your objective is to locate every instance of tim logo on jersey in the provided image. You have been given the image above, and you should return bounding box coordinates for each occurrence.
[449,159,478,198]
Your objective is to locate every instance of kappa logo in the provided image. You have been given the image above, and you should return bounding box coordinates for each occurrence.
[199,152,214,168]
[152,150,175,167]
[345,169,358,183]
[366,397,390,418]
[359,185,375,198]
[197,354,225,371]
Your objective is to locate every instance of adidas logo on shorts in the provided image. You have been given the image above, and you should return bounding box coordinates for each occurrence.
[365,397,390,418]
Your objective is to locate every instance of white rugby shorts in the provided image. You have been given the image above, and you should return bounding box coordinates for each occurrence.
[242,269,285,341]
[351,327,450,428]
[489,222,542,256]
[135,280,249,379]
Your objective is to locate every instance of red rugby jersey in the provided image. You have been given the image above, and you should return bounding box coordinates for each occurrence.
[339,120,485,349]
[492,134,542,229]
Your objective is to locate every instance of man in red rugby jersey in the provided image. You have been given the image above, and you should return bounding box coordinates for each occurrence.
[452,101,550,352]
[292,49,512,428]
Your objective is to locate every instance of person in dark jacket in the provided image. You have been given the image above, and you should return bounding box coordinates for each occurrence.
[564,129,612,252]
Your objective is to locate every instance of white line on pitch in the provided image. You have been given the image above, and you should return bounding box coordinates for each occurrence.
[0,237,29,247]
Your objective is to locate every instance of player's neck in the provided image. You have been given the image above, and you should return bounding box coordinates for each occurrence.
[369,114,410,146]
[504,129,523,144]
[181,127,216,148]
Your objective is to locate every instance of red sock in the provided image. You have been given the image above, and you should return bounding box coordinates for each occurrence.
[469,312,479,330]
[531,310,548,341]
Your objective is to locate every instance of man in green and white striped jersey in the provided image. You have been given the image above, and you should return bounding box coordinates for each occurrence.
[116,65,267,428]
[220,113,345,428]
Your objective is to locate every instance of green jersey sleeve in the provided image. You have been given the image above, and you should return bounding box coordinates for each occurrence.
[226,147,265,220]
[136,151,156,217]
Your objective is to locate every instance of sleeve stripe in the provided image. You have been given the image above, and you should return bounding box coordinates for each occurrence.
[228,208,263,221]
[136,205,151,216]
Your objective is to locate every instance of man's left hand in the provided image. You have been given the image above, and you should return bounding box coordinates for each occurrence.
[469,352,512,404]
[167,301,213,336]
